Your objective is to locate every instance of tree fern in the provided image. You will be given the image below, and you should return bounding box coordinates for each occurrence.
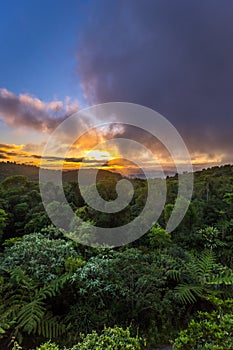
[208,270,233,285]
[166,269,181,281]
[175,284,205,304]
[0,269,71,342]
[37,313,67,339]
[198,250,216,277]
[16,299,46,334]
[175,250,233,304]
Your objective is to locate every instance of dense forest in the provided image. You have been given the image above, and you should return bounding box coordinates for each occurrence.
[0,163,233,349]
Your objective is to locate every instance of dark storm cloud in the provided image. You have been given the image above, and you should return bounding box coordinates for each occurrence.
[28,154,105,165]
[77,0,233,161]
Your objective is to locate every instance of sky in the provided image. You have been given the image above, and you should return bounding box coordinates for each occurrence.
[0,0,232,174]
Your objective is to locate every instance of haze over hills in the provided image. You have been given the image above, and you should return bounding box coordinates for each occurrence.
[1,161,232,184]
[0,162,122,183]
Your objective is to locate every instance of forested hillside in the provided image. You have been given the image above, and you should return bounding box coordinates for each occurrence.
[0,162,121,183]
[0,164,233,349]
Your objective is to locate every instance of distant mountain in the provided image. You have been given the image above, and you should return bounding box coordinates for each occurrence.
[0,162,40,181]
[1,161,232,185]
[0,162,122,183]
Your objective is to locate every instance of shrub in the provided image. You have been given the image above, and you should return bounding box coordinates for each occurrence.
[2,233,78,282]
[173,298,233,349]
[67,326,141,350]
[36,341,59,350]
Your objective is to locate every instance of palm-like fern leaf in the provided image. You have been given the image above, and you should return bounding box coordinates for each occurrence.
[16,299,46,334]
[37,313,67,339]
[175,284,204,304]
[0,269,71,342]
[174,250,230,304]
[197,250,216,276]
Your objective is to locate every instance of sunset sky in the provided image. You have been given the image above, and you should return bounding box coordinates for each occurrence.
[0,0,232,175]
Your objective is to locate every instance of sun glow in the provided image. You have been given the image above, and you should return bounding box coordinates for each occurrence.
[84,149,114,161]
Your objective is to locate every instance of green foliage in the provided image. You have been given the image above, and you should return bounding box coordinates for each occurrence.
[0,208,7,240]
[0,175,29,190]
[0,268,70,343]
[11,339,22,350]
[3,237,22,246]
[0,165,233,348]
[67,326,141,350]
[1,233,78,282]
[68,215,96,245]
[173,298,233,349]
[46,201,71,231]
[148,225,171,249]
[174,250,233,304]
[198,226,225,250]
[164,197,198,234]
[0,175,45,237]
[67,248,184,345]
[40,225,65,239]
[65,256,86,273]
[36,341,59,350]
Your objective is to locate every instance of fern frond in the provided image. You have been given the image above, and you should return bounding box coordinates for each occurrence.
[37,312,67,339]
[208,271,233,285]
[175,284,204,304]
[16,299,46,334]
[198,250,216,276]
[36,273,71,301]
[9,268,37,289]
[166,270,181,281]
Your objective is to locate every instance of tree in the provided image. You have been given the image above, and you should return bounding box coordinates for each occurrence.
[0,208,7,241]
[148,224,172,250]
[1,233,78,282]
